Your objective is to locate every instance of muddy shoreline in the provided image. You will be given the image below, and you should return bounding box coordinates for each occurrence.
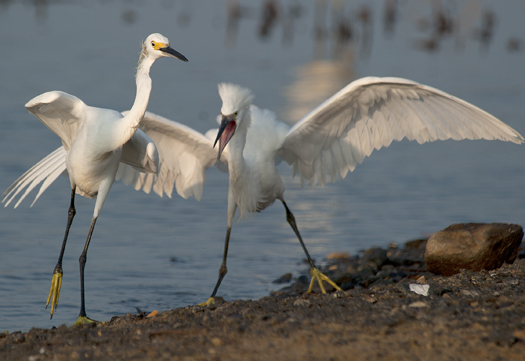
[3,245,525,361]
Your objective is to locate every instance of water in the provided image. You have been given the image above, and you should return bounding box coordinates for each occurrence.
[0,0,524,332]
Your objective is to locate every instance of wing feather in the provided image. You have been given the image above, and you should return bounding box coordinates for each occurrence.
[116,111,226,201]
[2,147,68,208]
[120,129,159,174]
[280,76,524,186]
[25,91,86,151]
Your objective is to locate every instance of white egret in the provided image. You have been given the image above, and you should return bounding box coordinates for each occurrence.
[110,77,525,305]
[206,79,524,304]
[2,33,188,325]
[6,77,524,308]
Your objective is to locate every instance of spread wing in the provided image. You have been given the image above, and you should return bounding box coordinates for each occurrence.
[2,146,68,208]
[2,129,159,208]
[279,76,524,186]
[25,91,87,151]
[116,111,227,201]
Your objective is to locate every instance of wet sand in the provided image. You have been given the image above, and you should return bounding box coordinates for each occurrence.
[3,247,525,361]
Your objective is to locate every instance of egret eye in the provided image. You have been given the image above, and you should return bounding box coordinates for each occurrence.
[151,41,156,48]
[234,111,238,117]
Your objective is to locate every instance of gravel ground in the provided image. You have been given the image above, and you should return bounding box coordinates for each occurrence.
[2,242,525,361]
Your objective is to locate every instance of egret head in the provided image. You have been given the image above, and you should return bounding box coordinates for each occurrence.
[139,33,188,63]
[214,83,254,158]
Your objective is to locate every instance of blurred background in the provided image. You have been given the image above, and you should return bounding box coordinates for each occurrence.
[0,0,524,332]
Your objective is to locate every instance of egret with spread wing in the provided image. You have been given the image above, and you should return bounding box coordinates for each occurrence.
[6,77,523,308]
[2,33,188,325]
[205,78,523,304]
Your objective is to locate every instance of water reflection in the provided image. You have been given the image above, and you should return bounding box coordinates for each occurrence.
[383,0,397,37]
[474,9,496,53]
[224,0,255,48]
[283,55,355,123]
[4,0,522,56]
[259,0,279,39]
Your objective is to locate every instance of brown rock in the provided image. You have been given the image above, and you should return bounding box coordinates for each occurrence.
[425,223,523,276]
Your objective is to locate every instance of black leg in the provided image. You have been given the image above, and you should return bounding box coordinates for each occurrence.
[210,227,232,299]
[46,187,76,318]
[77,216,97,320]
[282,200,316,268]
[281,200,341,294]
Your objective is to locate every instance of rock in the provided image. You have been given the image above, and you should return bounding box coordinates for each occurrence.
[326,252,350,260]
[387,240,426,267]
[405,238,428,250]
[272,273,292,284]
[8,331,25,344]
[425,223,523,276]
[361,247,388,269]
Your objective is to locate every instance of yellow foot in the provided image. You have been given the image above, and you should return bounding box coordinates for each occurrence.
[307,267,342,294]
[198,297,215,307]
[73,316,98,326]
[45,270,63,319]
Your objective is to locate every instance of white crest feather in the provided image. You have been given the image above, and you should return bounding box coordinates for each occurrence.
[218,83,254,115]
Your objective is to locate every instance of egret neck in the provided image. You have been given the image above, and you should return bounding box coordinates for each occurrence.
[118,55,155,148]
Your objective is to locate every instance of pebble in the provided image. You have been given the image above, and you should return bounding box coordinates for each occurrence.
[211,337,222,347]
[409,284,430,297]
[293,299,310,307]
[460,290,480,297]
[408,301,429,308]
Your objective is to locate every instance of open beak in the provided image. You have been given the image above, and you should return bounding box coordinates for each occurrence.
[214,114,237,162]
[160,46,189,62]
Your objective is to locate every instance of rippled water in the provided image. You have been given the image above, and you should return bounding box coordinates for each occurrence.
[1,1,524,332]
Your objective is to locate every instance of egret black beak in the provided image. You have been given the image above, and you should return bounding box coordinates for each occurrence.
[160,46,189,62]
[214,114,237,162]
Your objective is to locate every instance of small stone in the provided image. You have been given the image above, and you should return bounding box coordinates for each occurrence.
[272,273,293,284]
[425,223,524,276]
[146,310,158,318]
[405,239,428,250]
[514,330,525,340]
[293,299,310,307]
[8,331,25,344]
[326,252,350,259]
[362,247,388,269]
[408,301,429,308]
[364,295,377,303]
[409,284,430,296]
[460,290,480,297]
[211,337,222,347]
[331,291,342,298]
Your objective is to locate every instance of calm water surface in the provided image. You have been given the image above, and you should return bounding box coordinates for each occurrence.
[1,1,524,332]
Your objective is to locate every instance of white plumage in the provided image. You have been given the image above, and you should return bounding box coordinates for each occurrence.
[2,33,188,324]
[4,76,524,304]
[205,78,524,302]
